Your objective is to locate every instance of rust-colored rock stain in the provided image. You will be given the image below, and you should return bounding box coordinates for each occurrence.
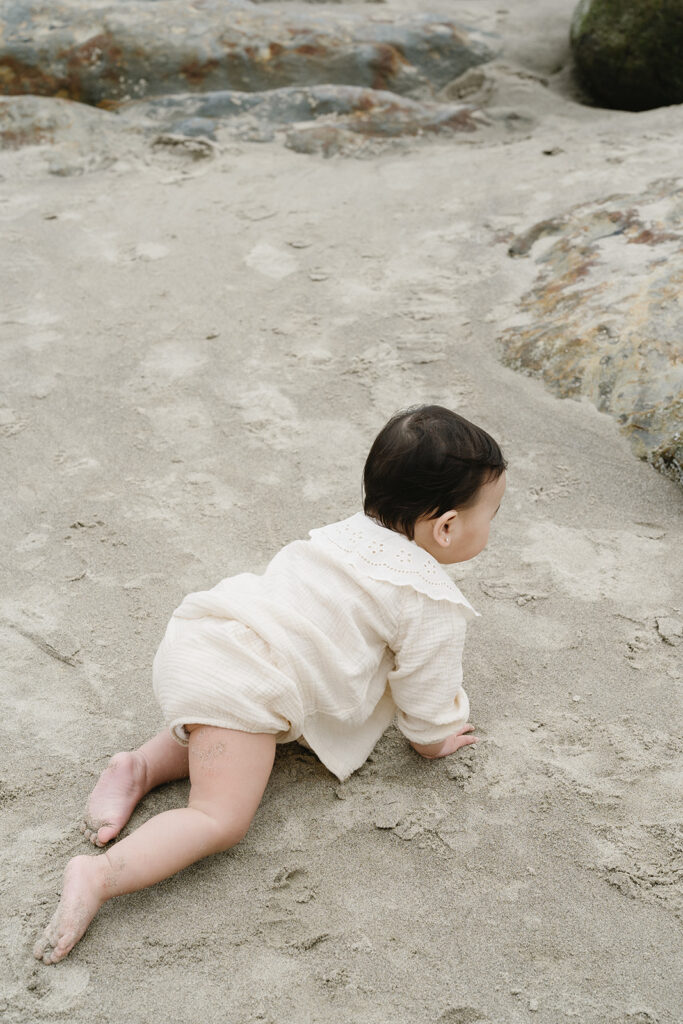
[500,180,683,485]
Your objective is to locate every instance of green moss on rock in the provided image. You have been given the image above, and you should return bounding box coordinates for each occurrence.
[571,0,683,111]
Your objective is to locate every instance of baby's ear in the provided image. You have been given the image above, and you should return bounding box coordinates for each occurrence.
[436,510,458,543]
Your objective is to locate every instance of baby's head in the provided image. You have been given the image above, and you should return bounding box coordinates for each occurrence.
[363,405,507,564]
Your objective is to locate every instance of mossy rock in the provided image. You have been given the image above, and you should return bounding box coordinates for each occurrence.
[570,0,683,111]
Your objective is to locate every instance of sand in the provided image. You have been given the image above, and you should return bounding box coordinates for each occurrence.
[1,1,681,1021]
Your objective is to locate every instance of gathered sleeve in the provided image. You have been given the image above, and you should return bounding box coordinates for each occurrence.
[388,588,471,746]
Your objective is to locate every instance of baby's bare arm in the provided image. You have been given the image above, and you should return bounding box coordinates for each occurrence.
[410,723,478,760]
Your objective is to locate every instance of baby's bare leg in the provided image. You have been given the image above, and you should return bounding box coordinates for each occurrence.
[35,727,275,965]
[82,731,189,846]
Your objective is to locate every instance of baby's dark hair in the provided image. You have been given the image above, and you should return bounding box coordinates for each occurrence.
[363,405,506,540]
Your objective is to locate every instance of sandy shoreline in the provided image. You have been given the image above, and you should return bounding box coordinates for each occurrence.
[1,1,681,1021]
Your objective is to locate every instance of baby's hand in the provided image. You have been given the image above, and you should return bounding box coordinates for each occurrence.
[411,724,478,760]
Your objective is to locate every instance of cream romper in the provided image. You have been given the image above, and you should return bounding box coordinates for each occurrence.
[152,512,478,781]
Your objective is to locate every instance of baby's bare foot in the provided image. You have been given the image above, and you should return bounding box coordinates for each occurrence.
[34,855,106,964]
[81,751,147,846]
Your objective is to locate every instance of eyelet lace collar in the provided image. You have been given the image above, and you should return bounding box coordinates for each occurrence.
[309,513,478,617]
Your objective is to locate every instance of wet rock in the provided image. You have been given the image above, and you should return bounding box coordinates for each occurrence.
[0,1,498,106]
[570,0,683,111]
[285,92,482,156]
[120,83,485,156]
[0,84,487,164]
[500,179,683,487]
[121,83,371,131]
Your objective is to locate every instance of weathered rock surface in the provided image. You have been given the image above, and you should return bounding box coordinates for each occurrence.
[0,0,497,105]
[0,94,138,174]
[282,92,482,155]
[0,86,489,163]
[0,93,118,150]
[500,179,683,485]
[122,84,485,153]
[571,0,683,111]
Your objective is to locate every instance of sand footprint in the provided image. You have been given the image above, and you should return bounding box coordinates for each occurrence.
[271,866,316,904]
[438,1008,489,1024]
[245,242,298,280]
[261,866,326,952]
[522,521,671,607]
[26,961,90,1012]
[592,822,683,920]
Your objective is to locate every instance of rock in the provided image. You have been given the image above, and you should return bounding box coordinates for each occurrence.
[0,1,498,106]
[0,93,119,150]
[123,82,470,128]
[152,134,218,159]
[0,3,499,161]
[283,92,482,155]
[0,83,489,165]
[500,178,683,487]
[0,93,142,178]
[120,83,484,156]
[570,0,683,111]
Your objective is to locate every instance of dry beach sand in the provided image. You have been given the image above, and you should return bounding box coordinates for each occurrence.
[1,1,682,1021]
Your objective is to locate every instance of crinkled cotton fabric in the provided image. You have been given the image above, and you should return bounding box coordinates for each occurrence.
[152,512,478,781]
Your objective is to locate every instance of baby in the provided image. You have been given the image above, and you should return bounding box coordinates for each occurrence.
[34,403,506,964]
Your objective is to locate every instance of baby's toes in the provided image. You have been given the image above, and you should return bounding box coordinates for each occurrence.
[47,934,75,964]
[39,921,75,964]
[34,923,58,963]
[81,817,103,844]
[93,823,117,846]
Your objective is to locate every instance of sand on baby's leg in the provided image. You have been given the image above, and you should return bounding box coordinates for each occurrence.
[81,730,190,846]
[35,726,276,965]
